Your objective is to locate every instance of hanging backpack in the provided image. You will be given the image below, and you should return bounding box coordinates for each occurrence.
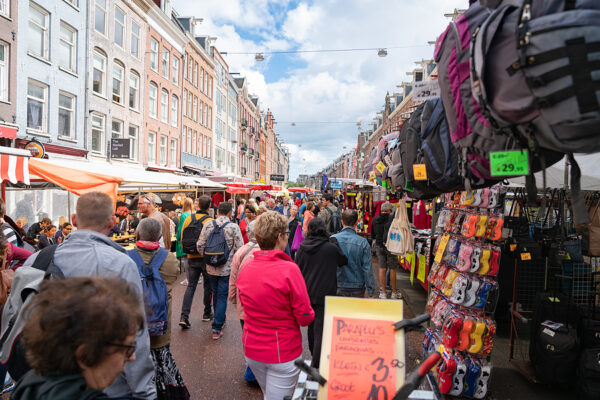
[181,213,211,254]
[385,201,414,256]
[470,0,600,223]
[204,221,232,267]
[127,248,169,337]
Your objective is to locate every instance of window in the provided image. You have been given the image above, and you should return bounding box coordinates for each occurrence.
[128,125,138,160]
[170,139,176,167]
[0,0,9,17]
[186,128,191,153]
[188,59,192,82]
[192,131,197,155]
[92,50,106,95]
[200,68,204,93]
[130,22,140,58]
[148,82,157,118]
[159,135,167,165]
[204,73,208,95]
[161,48,169,79]
[111,119,122,138]
[160,89,168,122]
[27,80,47,132]
[112,62,124,104]
[193,97,197,121]
[208,107,212,129]
[182,127,187,152]
[172,57,179,85]
[0,42,8,102]
[91,113,105,153]
[114,7,125,48]
[183,55,188,81]
[193,63,197,87]
[182,89,187,117]
[148,132,156,163]
[58,23,77,72]
[94,0,106,35]
[199,102,204,125]
[171,95,178,127]
[187,92,192,120]
[204,104,208,128]
[150,38,158,71]
[58,92,75,138]
[28,3,49,59]
[208,138,211,158]
[129,72,139,110]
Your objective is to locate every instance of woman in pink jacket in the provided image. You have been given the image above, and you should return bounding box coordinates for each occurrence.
[237,211,314,400]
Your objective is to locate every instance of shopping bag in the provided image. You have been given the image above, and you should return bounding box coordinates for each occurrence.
[291,224,304,252]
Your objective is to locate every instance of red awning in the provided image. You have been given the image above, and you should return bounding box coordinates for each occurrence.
[0,154,30,184]
[288,187,312,193]
[226,187,252,194]
[0,125,17,139]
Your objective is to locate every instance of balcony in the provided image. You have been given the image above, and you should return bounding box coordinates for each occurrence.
[240,142,248,152]
[250,126,255,135]
[242,119,248,127]
[256,151,260,159]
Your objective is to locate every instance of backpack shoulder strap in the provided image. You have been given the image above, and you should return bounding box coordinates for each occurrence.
[149,249,169,269]
[32,245,58,272]
[127,248,145,267]
[199,214,210,225]
[190,213,197,223]
[221,221,230,229]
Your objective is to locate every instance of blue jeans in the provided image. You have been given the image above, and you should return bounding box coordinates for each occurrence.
[209,275,229,333]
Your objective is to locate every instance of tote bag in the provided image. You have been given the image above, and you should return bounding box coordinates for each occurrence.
[386,201,414,256]
[291,223,304,252]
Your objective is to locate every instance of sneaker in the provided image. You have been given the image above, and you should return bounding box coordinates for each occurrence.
[202,313,214,321]
[180,279,188,286]
[379,292,387,299]
[1,381,15,394]
[391,291,403,300]
[212,331,223,340]
[179,317,191,329]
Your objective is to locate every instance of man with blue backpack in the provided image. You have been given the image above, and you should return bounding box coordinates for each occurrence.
[197,202,244,340]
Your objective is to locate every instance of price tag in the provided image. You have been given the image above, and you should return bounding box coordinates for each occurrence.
[413,164,427,180]
[435,234,450,263]
[510,244,517,252]
[490,150,530,176]
[521,252,532,261]
[376,161,386,174]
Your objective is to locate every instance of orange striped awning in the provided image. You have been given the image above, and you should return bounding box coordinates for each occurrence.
[0,154,30,184]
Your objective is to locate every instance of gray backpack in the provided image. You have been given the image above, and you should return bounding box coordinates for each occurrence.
[470,0,600,223]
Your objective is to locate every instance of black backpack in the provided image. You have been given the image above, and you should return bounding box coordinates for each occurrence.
[329,208,342,235]
[181,213,210,254]
[577,348,600,399]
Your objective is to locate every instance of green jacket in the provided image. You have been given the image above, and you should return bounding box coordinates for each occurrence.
[175,212,191,258]
[11,371,106,400]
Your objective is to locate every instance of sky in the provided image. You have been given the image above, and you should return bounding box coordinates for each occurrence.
[172,0,468,180]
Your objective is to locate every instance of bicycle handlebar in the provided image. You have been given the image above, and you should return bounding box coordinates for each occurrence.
[393,313,431,331]
[392,352,441,400]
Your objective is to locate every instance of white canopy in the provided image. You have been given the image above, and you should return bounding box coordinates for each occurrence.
[33,157,225,190]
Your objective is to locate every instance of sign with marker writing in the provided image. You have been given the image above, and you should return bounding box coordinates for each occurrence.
[412,80,440,101]
[489,150,529,176]
[319,297,405,400]
[413,164,427,180]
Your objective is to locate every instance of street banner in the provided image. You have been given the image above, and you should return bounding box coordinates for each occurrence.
[319,297,405,399]
[412,79,440,101]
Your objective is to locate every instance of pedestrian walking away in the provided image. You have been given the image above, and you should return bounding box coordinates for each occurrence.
[197,201,243,340]
[372,201,402,299]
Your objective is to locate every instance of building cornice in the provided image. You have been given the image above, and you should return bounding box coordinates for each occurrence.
[147,6,188,54]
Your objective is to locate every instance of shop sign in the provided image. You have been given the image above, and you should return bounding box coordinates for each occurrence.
[412,79,440,101]
[110,138,131,159]
[24,139,45,158]
[330,181,342,190]
[270,174,285,181]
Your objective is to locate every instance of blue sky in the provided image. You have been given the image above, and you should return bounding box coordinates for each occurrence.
[173,0,467,180]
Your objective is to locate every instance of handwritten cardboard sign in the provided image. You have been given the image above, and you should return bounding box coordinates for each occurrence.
[327,317,397,400]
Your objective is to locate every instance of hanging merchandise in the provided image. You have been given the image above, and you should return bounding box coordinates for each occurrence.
[424,186,506,398]
[386,200,414,256]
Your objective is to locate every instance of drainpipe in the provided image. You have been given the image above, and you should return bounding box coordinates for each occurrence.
[83,0,91,158]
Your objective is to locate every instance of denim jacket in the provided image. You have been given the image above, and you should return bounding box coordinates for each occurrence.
[332,227,375,296]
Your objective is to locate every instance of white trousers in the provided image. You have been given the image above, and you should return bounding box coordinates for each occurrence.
[245,356,300,400]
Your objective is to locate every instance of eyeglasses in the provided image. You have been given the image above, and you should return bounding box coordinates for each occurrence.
[107,340,137,358]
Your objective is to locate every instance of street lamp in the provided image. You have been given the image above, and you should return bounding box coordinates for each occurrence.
[255,53,265,62]
[377,48,388,57]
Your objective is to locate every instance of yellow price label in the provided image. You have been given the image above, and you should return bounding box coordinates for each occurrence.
[434,234,450,263]
[376,161,386,174]
[413,164,427,180]
[510,244,517,251]
[521,252,532,261]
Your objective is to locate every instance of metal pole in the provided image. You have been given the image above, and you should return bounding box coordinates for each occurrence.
[67,191,71,221]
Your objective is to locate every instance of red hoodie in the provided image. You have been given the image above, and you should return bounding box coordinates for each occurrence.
[237,249,314,363]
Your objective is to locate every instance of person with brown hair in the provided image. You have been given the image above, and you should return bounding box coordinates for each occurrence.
[26,217,51,241]
[36,225,56,249]
[236,211,314,400]
[13,277,144,399]
[137,193,171,250]
[15,192,156,398]
[302,202,315,237]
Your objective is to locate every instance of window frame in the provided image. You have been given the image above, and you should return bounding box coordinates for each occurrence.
[111,118,123,139]
[27,79,48,133]
[171,95,178,127]
[170,139,176,167]
[92,50,107,96]
[148,82,158,118]
[160,89,168,123]
[112,62,124,104]
[128,125,138,160]
[149,38,158,72]
[0,41,8,102]
[94,0,107,35]
[58,91,76,138]
[147,131,156,164]
[192,131,197,155]
[28,3,49,60]
[0,0,10,18]
[172,57,179,85]
[91,112,105,154]
[114,6,125,48]
[130,21,140,58]
[193,96,197,122]
[129,71,139,110]
[58,22,77,73]
[161,48,169,79]
[159,135,167,165]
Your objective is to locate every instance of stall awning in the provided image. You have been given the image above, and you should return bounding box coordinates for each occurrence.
[226,187,251,194]
[288,187,313,193]
[0,154,30,184]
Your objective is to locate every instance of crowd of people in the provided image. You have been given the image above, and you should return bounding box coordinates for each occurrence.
[0,188,401,400]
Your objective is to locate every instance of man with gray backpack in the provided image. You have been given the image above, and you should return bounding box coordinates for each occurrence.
[318,193,342,236]
[197,201,243,340]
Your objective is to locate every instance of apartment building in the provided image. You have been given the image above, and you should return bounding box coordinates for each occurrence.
[88,0,149,163]
[0,0,18,143]
[234,77,260,181]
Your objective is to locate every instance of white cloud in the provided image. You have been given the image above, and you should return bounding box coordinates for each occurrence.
[173,0,467,180]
